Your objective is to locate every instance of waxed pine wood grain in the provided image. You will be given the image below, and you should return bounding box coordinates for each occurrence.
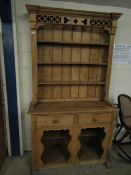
[37,24,109,101]
[27,4,121,170]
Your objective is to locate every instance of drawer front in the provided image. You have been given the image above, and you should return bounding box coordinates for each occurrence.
[36,115,74,126]
[79,113,112,125]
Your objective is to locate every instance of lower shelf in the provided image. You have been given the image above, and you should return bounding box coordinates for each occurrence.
[78,128,106,161]
[41,144,70,164]
[40,128,106,165]
[41,130,71,164]
[78,144,100,161]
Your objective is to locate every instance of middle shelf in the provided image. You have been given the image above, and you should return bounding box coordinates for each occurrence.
[37,61,107,66]
[37,40,109,47]
[38,81,106,85]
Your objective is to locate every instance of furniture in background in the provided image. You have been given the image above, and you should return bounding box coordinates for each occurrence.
[26,4,121,170]
[113,94,131,162]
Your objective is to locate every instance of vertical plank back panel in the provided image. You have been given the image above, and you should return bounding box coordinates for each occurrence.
[79,27,90,98]
[37,25,109,101]
[52,25,62,99]
[37,25,53,99]
[62,26,72,98]
[71,26,81,98]
[33,9,121,102]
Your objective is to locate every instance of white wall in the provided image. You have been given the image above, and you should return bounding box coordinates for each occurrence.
[14,0,131,150]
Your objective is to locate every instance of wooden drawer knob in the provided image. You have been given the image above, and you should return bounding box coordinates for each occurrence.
[92,117,98,122]
[52,119,59,124]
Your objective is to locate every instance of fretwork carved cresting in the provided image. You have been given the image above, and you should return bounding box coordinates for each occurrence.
[36,14,112,27]
[37,14,61,24]
[90,19,112,27]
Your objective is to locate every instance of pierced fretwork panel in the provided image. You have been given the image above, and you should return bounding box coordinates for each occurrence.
[37,14,61,24]
[90,19,112,27]
[36,14,112,27]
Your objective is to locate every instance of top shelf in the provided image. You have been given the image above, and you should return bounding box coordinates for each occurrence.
[37,40,109,47]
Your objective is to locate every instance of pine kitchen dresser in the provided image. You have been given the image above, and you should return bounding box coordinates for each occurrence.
[26,4,122,170]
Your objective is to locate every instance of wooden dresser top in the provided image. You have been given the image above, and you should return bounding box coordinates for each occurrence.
[30,101,116,114]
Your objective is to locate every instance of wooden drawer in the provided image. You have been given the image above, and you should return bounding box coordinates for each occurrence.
[79,113,112,125]
[36,115,74,126]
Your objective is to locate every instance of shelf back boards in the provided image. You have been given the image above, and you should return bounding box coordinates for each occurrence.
[26,4,122,103]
